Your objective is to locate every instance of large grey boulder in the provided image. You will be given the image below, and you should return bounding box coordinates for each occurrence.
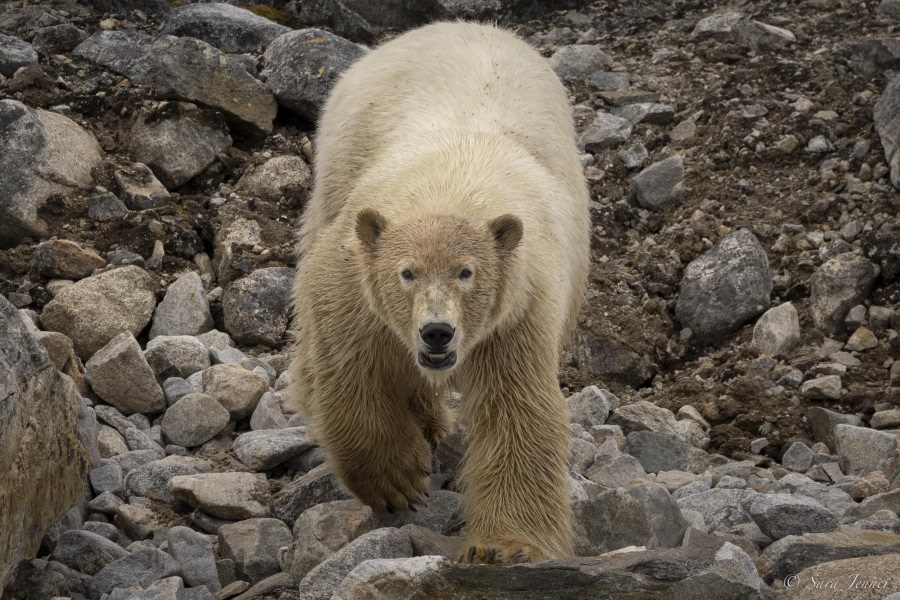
[675,229,772,341]
[169,472,270,520]
[85,332,165,414]
[162,3,290,53]
[0,297,90,591]
[285,500,376,579]
[72,29,154,76]
[219,518,292,583]
[262,29,366,122]
[0,100,104,247]
[149,271,214,340]
[42,265,157,360]
[129,103,232,189]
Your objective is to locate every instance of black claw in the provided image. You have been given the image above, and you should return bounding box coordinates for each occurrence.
[424,491,430,498]
[467,546,476,562]
[512,549,527,562]
[408,502,418,512]
[486,548,497,563]
[385,503,395,515]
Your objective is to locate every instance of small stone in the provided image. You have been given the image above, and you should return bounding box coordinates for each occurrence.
[830,351,861,368]
[250,391,288,430]
[670,117,697,142]
[618,143,648,169]
[834,424,898,476]
[236,155,312,203]
[676,489,756,533]
[33,239,106,280]
[223,267,295,347]
[608,400,681,438]
[751,302,800,356]
[233,427,315,470]
[566,385,618,429]
[85,331,165,414]
[144,335,211,380]
[124,459,199,504]
[169,472,270,519]
[800,375,842,401]
[549,44,615,83]
[750,438,768,454]
[580,112,633,151]
[203,363,268,421]
[776,135,800,154]
[114,503,164,541]
[871,409,900,429]
[89,463,124,496]
[98,425,129,458]
[611,102,675,126]
[782,442,814,472]
[589,71,630,91]
[675,229,772,341]
[844,327,878,351]
[631,155,685,211]
[162,393,230,448]
[31,23,87,55]
[869,306,895,330]
[691,12,742,41]
[115,163,170,210]
[219,518,292,583]
[89,491,124,515]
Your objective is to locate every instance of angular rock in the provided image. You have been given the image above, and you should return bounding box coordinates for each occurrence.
[233,427,316,471]
[262,29,366,122]
[236,155,312,203]
[144,335,210,380]
[166,526,219,591]
[0,99,104,247]
[250,391,289,430]
[202,363,268,420]
[759,526,900,584]
[781,442,814,472]
[73,29,154,75]
[31,23,87,55]
[806,407,862,452]
[572,482,688,555]
[871,409,900,429]
[579,112,632,151]
[809,253,880,334]
[50,530,128,576]
[748,493,838,540]
[585,453,647,489]
[219,518,292,583]
[733,20,796,52]
[169,472,270,520]
[611,102,675,126]
[0,33,38,76]
[85,331,165,415]
[332,555,449,600]
[608,400,681,438]
[222,267,295,347]
[834,424,898,476]
[273,464,353,525]
[565,385,618,429]
[114,162,170,210]
[785,553,900,600]
[86,193,127,222]
[125,459,199,503]
[751,302,800,356]
[625,431,711,474]
[161,393,230,448]
[90,463,124,496]
[691,12,742,41]
[298,528,413,600]
[33,239,106,280]
[162,3,290,53]
[800,375,842,401]
[549,44,615,83]
[286,500,376,579]
[845,326,878,351]
[149,271,213,340]
[42,265,157,360]
[90,547,180,599]
[675,229,772,341]
[631,155,685,211]
[676,489,756,533]
[129,103,232,189]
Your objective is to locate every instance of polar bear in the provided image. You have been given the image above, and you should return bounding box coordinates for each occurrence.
[288,21,589,564]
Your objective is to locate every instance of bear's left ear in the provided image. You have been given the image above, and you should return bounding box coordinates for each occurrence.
[488,214,523,253]
[356,208,388,252]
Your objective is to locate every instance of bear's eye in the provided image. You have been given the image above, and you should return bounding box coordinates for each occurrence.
[401,268,415,282]
[459,267,473,280]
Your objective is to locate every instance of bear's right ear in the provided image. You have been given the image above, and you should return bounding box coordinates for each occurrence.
[356,208,388,252]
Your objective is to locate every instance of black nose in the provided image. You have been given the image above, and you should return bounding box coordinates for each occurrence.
[420,322,455,350]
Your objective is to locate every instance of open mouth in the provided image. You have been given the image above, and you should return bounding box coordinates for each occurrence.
[417,350,457,370]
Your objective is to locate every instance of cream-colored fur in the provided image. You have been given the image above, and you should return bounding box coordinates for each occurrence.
[288,21,589,564]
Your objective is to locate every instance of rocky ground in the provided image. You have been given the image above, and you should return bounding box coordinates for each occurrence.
[1,0,900,598]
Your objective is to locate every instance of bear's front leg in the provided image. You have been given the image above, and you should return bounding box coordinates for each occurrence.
[311,375,433,514]
[455,336,573,564]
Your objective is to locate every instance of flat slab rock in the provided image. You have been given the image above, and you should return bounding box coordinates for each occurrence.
[332,542,772,599]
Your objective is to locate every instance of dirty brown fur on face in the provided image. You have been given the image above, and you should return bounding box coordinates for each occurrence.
[287,21,589,563]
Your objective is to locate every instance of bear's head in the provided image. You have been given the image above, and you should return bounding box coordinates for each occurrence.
[356,208,522,379]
